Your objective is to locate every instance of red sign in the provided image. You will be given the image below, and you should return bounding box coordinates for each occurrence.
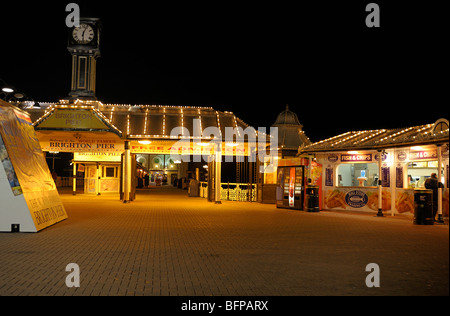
[409,150,437,160]
[341,154,373,162]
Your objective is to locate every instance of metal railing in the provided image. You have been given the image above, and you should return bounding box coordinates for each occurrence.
[199,182,257,202]
[55,177,84,188]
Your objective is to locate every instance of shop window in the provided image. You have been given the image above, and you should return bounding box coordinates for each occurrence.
[337,163,379,187]
[103,167,117,178]
[407,161,438,188]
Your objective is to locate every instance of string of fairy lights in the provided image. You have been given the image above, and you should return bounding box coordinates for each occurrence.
[32,100,258,142]
[304,123,449,152]
[30,100,448,151]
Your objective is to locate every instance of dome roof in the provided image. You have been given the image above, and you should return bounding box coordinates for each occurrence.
[273,105,302,127]
[271,105,310,150]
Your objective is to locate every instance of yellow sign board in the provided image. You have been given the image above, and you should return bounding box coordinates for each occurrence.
[36,132,124,153]
[37,109,110,130]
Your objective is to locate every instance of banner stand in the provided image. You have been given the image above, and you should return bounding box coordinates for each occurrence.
[0,100,67,232]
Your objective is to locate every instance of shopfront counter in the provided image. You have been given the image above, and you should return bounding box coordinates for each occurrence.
[317,145,449,217]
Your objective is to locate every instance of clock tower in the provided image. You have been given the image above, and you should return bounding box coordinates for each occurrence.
[67,17,102,101]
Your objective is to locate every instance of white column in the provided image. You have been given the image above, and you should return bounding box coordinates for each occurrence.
[377,150,384,217]
[214,143,222,204]
[437,145,443,223]
[123,141,131,203]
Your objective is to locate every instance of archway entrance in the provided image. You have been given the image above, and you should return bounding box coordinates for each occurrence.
[27,101,276,204]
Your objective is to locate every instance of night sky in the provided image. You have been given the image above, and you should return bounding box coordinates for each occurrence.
[1,1,447,142]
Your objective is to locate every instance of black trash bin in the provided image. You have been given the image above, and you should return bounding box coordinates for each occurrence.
[414,189,434,225]
[305,185,320,212]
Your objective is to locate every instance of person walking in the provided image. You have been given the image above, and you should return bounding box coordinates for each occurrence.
[424,173,444,221]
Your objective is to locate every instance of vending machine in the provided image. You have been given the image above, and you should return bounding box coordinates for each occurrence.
[276,166,305,210]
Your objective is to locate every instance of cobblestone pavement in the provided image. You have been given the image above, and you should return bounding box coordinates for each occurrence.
[0,187,448,296]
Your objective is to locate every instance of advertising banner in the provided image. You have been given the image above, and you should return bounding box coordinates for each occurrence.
[324,187,392,213]
[0,133,22,196]
[325,167,333,187]
[394,189,415,215]
[289,167,295,207]
[323,187,421,216]
[0,101,67,232]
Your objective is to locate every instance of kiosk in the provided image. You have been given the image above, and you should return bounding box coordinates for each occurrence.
[300,120,449,220]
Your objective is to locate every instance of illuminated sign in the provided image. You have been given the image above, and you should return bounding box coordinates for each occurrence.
[74,152,122,162]
[130,141,249,156]
[341,154,372,162]
[409,150,437,160]
[37,109,110,130]
[37,134,124,153]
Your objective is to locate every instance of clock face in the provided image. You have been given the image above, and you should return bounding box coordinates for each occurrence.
[72,24,95,44]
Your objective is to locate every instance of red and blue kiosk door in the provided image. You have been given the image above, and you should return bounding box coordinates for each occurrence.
[276,166,305,210]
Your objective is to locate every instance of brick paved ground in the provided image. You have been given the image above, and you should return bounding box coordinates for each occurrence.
[0,186,448,296]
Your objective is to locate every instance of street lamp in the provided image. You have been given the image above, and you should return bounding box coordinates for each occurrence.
[0,78,15,99]
[0,79,37,108]
[2,87,14,93]
[3,91,33,108]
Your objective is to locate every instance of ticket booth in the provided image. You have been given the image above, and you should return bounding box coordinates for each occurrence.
[276,166,305,210]
[73,152,122,195]
[83,163,121,194]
